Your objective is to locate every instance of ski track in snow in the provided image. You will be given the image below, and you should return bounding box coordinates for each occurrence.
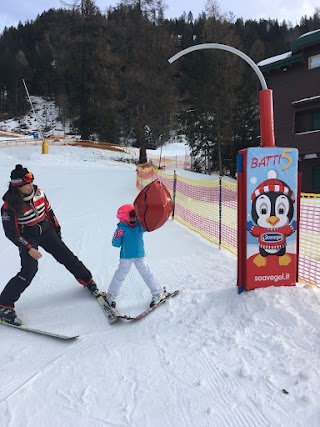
[0,146,319,426]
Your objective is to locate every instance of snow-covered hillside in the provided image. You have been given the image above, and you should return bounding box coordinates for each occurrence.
[0,96,71,136]
[0,145,319,427]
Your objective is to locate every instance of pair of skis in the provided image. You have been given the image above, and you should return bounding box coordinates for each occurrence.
[95,288,180,323]
[0,286,179,340]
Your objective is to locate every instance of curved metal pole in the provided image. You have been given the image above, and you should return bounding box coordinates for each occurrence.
[168,43,268,90]
[168,43,275,147]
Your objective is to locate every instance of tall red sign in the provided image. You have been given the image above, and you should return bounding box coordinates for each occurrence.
[237,147,300,291]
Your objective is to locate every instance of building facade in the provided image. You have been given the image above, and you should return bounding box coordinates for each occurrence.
[258,30,320,193]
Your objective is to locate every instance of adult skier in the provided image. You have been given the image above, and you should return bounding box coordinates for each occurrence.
[0,164,98,323]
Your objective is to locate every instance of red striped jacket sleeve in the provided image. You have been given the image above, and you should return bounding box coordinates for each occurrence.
[1,203,32,251]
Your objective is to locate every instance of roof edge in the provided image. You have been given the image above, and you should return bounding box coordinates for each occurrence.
[258,52,305,72]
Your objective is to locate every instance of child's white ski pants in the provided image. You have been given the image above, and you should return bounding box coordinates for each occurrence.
[108,257,162,296]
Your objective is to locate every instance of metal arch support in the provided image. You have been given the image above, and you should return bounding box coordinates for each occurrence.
[169,43,276,147]
[168,43,268,90]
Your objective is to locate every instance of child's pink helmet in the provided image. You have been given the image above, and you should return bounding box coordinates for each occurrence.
[116,204,136,224]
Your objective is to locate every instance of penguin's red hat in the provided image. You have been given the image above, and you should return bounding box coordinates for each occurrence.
[251,170,295,201]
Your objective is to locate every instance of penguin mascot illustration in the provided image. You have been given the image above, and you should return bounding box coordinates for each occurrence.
[249,170,295,267]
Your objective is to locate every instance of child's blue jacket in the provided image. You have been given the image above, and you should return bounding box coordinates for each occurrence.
[112,219,146,259]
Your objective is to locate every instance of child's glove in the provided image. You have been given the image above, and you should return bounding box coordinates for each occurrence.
[114,228,124,239]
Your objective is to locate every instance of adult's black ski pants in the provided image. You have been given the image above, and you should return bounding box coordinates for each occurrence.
[0,226,92,307]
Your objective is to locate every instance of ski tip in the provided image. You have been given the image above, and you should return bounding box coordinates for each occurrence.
[45,333,80,341]
[65,335,79,340]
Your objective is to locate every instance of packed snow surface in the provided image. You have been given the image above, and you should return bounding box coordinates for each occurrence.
[0,145,319,427]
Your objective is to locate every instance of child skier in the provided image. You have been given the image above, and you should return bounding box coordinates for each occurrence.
[106,204,165,309]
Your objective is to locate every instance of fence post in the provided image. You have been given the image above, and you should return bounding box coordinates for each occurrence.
[219,176,222,249]
[172,170,177,219]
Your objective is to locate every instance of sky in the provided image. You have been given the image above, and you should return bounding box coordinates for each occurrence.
[0,104,320,425]
[0,0,319,34]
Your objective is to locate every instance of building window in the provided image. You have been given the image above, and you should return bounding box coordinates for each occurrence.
[312,109,320,130]
[312,165,320,192]
[308,54,320,70]
[295,108,320,133]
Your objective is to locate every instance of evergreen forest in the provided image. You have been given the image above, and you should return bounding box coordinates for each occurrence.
[0,0,319,174]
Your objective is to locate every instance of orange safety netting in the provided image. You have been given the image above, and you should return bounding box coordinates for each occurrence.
[298,193,320,286]
[173,175,221,246]
[137,163,237,250]
[147,154,191,170]
[137,164,319,287]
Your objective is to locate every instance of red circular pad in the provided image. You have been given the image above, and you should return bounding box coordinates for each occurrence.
[134,179,172,231]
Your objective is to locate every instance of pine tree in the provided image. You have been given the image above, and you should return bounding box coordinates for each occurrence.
[107,3,177,162]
